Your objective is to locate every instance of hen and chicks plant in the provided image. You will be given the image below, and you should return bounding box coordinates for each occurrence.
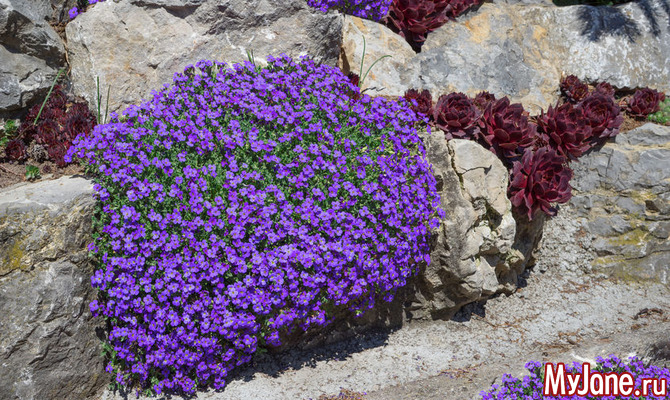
[67,55,442,394]
[401,74,656,220]
[2,85,96,167]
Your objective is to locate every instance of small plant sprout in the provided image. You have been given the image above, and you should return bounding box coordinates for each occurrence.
[25,165,41,181]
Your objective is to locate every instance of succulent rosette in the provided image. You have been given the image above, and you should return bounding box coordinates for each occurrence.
[509,146,572,220]
[537,102,593,160]
[626,87,666,118]
[66,55,443,394]
[479,97,537,160]
[5,138,27,161]
[578,92,623,140]
[473,91,496,111]
[404,88,433,120]
[594,81,615,97]
[433,92,480,140]
[560,74,589,103]
[385,0,451,50]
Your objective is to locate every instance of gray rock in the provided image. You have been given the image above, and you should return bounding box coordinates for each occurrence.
[0,177,107,400]
[0,0,66,115]
[566,123,670,285]
[0,0,65,64]
[340,1,670,114]
[66,0,343,115]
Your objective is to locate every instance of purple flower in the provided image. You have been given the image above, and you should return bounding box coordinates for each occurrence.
[67,54,441,394]
[68,7,79,19]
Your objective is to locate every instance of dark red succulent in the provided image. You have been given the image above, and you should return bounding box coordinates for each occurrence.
[47,143,70,168]
[5,138,28,161]
[626,88,666,118]
[347,72,360,88]
[560,75,589,103]
[479,97,537,160]
[64,103,96,142]
[509,146,572,220]
[444,0,481,19]
[578,92,623,141]
[537,102,593,160]
[346,72,361,100]
[9,86,96,167]
[473,91,496,111]
[404,88,433,120]
[35,119,61,147]
[47,85,67,109]
[433,92,480,140]
[594,81,615,97]
[385,0,450,51]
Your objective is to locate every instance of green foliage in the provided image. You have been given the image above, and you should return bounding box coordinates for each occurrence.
[1,120,18,148]
[358,36,391,94]
[25,165,40,181]
[96,77,111,125]
[648,97,670,125]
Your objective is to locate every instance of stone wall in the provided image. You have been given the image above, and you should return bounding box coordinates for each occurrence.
[0,177,107,400]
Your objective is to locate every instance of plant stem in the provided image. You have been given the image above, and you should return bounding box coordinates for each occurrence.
[33,68,64,126]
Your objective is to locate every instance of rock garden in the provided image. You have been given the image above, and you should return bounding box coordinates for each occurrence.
[1,0,669,399]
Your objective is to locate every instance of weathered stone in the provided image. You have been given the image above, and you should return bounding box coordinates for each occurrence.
[0,0,66,115]
[0,177,107,400]
[566,123,670,285]
[0,0,64,61]
[408,132,537,318]
[66,0,343,114]
[340,1,670,114]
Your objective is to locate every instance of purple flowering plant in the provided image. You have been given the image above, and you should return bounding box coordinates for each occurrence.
[481,355,670,400]
[66,55,442,394]
[306,0,392,21]
[69,0,104,20]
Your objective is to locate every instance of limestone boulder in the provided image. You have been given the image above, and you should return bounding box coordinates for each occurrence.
[340,1,670,114]
[0,177,107,400]
[406,132,537,319]
[65,0,343,115]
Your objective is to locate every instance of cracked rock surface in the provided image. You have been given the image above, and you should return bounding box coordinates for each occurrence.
[567,123,670,286]
[0,177,107,400]
[407,133,540,320]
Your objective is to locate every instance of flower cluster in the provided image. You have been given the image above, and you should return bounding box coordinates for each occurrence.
[480,355,670,399]
[67,55,442,394]
[3,85,96,167]
[306,0,392,21]
[69,0,105,20]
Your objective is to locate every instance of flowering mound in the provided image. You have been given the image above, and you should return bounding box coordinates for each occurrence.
[67,55,441,394]
[481,355,670,399]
